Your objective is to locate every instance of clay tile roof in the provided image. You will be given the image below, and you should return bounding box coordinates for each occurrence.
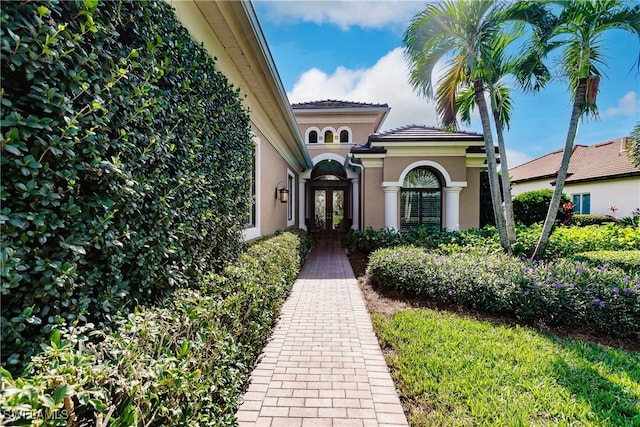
[291,99,389,109]
[509,137,640,184]
[368,124,484,142]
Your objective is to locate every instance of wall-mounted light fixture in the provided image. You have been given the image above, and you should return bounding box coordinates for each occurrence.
[275,181,289,203]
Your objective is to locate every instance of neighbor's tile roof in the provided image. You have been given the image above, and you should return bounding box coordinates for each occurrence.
[509,137,639,184]
[291,99,389,109]
[368,124,484,142]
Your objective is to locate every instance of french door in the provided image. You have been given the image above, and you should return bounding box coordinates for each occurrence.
[313,188,346,235]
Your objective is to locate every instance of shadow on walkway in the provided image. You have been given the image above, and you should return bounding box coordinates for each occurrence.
[236,239,408,426]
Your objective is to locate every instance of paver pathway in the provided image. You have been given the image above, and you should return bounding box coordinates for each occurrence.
[236,239,409,427]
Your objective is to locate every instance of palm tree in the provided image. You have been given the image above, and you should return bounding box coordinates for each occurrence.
[455,31,551,246]
[404,0,551,252]
[629,122,640,168]
[532,0,640,259]
[404,0,512,251]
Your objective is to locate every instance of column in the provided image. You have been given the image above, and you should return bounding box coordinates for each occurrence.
[298,178,307,231]
[444,186,463,231]
[351,177,360,230]
[382,185,400,230]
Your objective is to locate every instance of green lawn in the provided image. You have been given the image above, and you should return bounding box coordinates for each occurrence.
[373,310,640,426]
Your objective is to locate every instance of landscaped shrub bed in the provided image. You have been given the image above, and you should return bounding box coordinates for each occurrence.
[2,0,253,372]
[344,224,640,261]
[0,231,312,426]
[367,247,640,337]
[570,251,640,274]
[513,223,640,259]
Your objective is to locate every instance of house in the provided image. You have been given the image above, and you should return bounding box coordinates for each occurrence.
[171,1,489,239]
[509,138,640,217]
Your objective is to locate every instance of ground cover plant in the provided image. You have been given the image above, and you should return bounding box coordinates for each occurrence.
[0,231,312,426]
[2,0,252,373]
[373,310,640,426]
[367,247,640,338]
[344,223,640,261]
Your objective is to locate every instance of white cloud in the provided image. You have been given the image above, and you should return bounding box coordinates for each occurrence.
[505,149,533,168]
[255,0,425,31]
[603,91,640,117]
[288,47,440,130]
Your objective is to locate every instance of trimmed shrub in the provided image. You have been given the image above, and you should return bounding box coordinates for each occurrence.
[2,1,252,372]
[572,214,616,226]
[513,189,570,226]
[342,226,500,255]
[513,223,640,259]
[570,251,640,274]
[367,246,640,337]
[0,231,311,426]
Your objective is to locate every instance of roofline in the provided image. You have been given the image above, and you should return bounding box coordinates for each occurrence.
[241,1,312,168]
[551,171,640,185]
[368,135,485,143]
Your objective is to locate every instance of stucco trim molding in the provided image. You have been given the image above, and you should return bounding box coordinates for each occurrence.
[393,160,467,188]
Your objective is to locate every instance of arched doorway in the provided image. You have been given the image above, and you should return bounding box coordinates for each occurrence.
[308,160,351,237]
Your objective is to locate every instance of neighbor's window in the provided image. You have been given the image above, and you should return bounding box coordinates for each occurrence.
[324,130,334,143]
[340,130,349,143]
[400,167,442,230]
[308,130,318,144]
[572,193,591,214]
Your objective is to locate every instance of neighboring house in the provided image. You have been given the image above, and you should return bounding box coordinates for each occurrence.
[509,138,640,218]
[172,1,489,239]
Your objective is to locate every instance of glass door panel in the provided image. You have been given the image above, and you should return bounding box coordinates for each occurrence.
[332,190,344,231]
[314,189,327,231]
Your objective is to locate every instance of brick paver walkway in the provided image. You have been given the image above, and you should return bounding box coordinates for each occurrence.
[236,239,408,427]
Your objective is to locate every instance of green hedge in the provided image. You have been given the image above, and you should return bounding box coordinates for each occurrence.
[571,214,616,226]
[367,247,640,337]
[570,251,640,274]
[513,223,640,259]
[344,224,640,261]
[513,189,571,226]
[1,0,253,371]
[0,231,312,426]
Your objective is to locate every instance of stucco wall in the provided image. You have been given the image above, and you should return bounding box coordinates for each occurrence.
[382,156,468,183]
[253,127,298,236]
[362,165,385,230]
[565,178,640,217]
[460,167,481,229]
[512,176,640,218]
[511,179,552,195]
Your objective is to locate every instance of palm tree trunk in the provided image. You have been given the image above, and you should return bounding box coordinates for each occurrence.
[532,77,588,260]
[490,90,516,247]
[474,79,510,252]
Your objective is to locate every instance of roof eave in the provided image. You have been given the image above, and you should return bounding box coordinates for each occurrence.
[241,1,312,169]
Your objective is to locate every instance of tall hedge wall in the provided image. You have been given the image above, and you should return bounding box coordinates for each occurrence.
[1,0,253,372]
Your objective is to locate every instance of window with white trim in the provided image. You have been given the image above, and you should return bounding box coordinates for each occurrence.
[400,167,442,230]
[572,193,591,214]
[308,130,318,144]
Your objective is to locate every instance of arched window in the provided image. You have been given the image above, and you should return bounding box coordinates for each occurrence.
[308,130,318,144]
[400,168,442,230]
[324,130,334,143]
[340,130,349,143]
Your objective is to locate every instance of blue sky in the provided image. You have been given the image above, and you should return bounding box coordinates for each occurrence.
[253,0,640,166]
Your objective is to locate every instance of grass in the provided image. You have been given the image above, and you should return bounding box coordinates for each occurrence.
[373,310,640,426]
